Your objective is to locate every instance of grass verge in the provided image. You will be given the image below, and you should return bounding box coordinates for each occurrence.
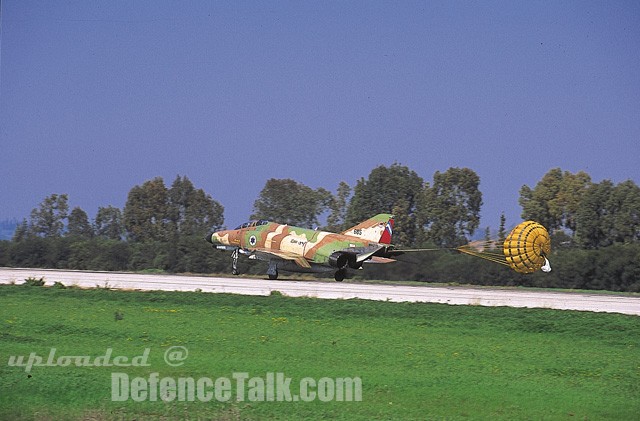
[1,283,639,420]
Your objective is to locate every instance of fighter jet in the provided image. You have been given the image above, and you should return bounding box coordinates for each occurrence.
[205,214,400,281]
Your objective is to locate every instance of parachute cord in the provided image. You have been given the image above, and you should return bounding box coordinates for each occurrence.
[455,245,511,267]
[395,245,512,267]
[392,220,551,274]
[391,248,452,253]
[407,248,449,252]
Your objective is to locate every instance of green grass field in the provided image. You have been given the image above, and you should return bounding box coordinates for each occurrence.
[1,283,639,420]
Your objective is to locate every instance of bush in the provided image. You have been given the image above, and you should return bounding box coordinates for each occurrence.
[23,276,45,287]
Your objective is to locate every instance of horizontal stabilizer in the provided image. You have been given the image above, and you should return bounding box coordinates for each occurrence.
[356,247,384,263]
[368,256,397,264]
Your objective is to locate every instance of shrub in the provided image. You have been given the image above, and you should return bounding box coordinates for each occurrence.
[23,276,45,287]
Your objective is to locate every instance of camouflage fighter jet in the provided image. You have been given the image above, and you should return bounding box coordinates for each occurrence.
[205,214,401,281]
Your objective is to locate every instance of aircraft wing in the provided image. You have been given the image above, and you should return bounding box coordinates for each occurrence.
[253,245,392,269]
[252,248,312,269]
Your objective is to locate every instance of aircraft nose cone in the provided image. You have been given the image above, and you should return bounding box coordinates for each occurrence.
[206,230,230,246]
[206,231,223,244]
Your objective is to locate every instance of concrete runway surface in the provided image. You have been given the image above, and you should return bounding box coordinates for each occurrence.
[1,268,639,316]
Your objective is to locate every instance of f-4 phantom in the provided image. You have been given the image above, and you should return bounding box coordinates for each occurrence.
[205,214,400,281]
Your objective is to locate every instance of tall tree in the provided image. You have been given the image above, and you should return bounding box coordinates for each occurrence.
[325,181,351,232]
[519,168,591,233]
[67,207,93,238]
[419,167,482,248]
[604,180,640,244]
[391,197,414,246]
[251,179,330,227]
[167,175,224,236]
[498,212,507,244]
[30,193,69,237]
[12,219,31,242]
[560,170,592,232]
[346,164,424,245]
[124,177,169,242]
[95,206,125,240]
[483,226,491,243]
[574,180,615,249]
[576,179,640,248]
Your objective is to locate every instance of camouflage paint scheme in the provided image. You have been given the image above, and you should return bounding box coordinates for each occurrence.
[206,214,398,281]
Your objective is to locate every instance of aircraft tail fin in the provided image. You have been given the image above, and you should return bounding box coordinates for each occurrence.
[341,214,394,244]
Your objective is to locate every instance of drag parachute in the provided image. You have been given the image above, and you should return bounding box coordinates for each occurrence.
[504,221,551,273]
[456,221,551,274]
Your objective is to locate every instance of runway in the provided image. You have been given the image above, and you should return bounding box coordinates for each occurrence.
[1,267,639,316]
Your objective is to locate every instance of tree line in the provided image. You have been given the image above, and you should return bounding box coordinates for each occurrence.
[2,176,226,274]
[1,166,639,291]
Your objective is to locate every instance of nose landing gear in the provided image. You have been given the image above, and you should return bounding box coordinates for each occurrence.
[267,260,279,280]
[231,249,239,275]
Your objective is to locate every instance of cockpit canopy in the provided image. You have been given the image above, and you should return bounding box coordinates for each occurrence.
[234,220,270,230]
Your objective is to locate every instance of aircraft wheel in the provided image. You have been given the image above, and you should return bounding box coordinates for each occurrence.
[334,270,346,282]
[232,269,239,275]
[268,271,278,280]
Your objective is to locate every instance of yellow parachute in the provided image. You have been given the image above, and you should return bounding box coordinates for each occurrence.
[456,221,551,274]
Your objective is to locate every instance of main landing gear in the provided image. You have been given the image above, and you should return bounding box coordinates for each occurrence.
[267,260,279,280]
[334,269,346,282]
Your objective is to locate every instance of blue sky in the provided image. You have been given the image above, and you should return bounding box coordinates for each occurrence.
[1,1,639,230]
